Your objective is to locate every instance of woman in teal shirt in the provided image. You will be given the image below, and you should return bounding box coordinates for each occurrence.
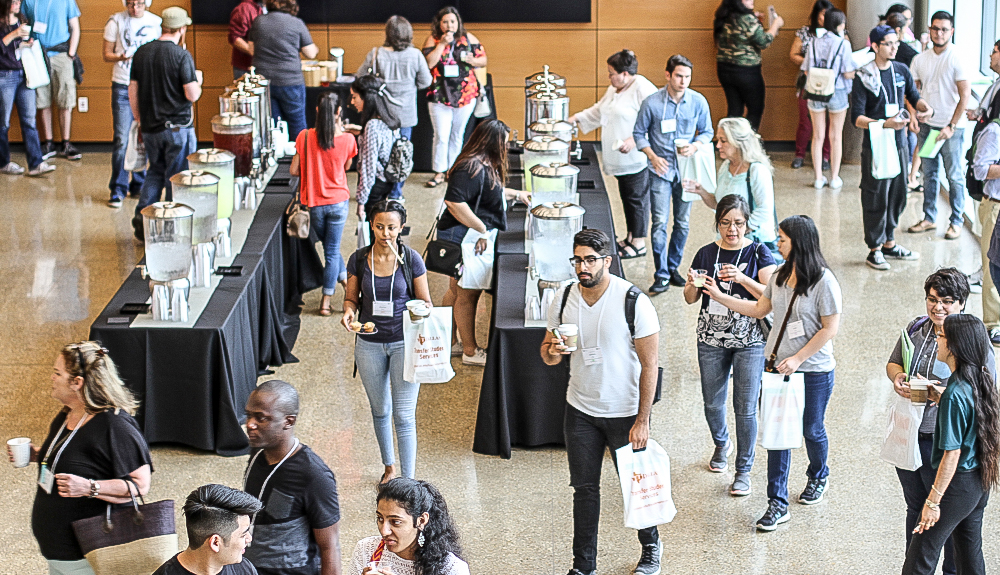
[902,315,1000,575]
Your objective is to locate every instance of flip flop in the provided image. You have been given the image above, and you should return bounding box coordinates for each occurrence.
[617,240,647,260]
[425,175,445,188]
[319,307,333,317]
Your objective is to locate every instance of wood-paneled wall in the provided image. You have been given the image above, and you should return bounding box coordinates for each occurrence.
[13,0,847,142]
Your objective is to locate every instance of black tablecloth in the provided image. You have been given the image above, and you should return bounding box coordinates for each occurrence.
[89,191,324,456]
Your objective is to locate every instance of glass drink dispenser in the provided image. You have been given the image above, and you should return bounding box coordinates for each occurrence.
[212,113,254,177]
[529,202,586,283]
[170,171,221,288]
[529,162,579,207]
[142,202,194,322]
[527,118,574,143]
[188,149,237,258]
[522,136,570,192]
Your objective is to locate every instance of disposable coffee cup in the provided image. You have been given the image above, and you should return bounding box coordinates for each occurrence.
[405,300,429,322]
[692,269,708,287]
[7,437,30,468]
[195,70,204,84]
[558,323,579,352]
[909,380,928,405]
[674,138,690,153]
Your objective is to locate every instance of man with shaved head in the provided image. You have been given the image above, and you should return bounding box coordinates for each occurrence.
[243,381,342,575]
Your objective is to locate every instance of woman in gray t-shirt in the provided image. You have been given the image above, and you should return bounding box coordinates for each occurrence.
[705,215,841,531]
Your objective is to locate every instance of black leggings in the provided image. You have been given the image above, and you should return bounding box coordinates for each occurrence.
[717,61,766,132]
[615,168,650,238]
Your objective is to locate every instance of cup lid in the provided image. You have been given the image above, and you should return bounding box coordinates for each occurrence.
[188,148,236,165]
[528,91,569,103]
[530,162,580,177]
[212,112,254,128]
[141,201,194,220]
[524,136,570,152]
[529,118,574,133]
[530,201,586,219]
[169,170,221,189]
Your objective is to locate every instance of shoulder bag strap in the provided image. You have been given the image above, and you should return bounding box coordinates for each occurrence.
[558,283,574,325]
[766,289,800,370]
[625,285,641,340]
[745,162,755,213]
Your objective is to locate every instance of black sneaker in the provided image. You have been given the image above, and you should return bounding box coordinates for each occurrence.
[798,477,828,504]
[989,327,1000,347]
[756,500,790,531]
[59,142,82,161]
[866,250,890,271]
[708,441,732,473]
[669,269,686,287]
[633,541,661,575]
[40,140,56,160]
[649,278,670,295]
[883,244,919,260]
[567,570,595,575]
[822,159,831,171]
[791,157,804,169]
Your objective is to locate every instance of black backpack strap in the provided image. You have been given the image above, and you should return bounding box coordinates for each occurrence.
[625,285,641,340]
[400,243,415,299]
[558,283,574,326]
[745,162,755,213]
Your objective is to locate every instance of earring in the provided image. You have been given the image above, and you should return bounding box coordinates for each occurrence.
[417,530,425,547]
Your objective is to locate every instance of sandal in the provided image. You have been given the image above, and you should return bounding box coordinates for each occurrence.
[425,174,445,188]
[319,306,333,317]
[617,240,647,260]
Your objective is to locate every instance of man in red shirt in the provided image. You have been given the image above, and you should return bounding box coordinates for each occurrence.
[229,0,264,79]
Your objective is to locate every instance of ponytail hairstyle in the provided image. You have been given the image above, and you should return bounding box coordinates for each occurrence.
[351,74,401,130]
[315,92,340,151]
[941,315,1000,491]
[377,478,463,575]
[60,341,139,415]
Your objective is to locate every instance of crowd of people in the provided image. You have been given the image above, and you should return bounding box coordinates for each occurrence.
[4,1,1000,575]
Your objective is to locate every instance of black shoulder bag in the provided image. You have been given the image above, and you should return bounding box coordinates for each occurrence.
[423,187,483,278]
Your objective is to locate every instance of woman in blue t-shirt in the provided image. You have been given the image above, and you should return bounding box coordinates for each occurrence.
[903,315,1000,575]
[342,200,432,483]
[684,194,776,497]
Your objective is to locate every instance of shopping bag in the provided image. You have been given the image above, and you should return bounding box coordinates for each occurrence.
[677,144,717,201]
[869,120,901,180]
[458,228,497,290]
[615,439,677,530]
[403,307,455,384]
[880,394,924,471]
[760,372,805,450]
[17,41,49,89]
[356,220,370,250]
[124,121,147,172]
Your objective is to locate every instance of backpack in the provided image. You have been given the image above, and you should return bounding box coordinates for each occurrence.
[558,283,662,404]
[966,118,1000,202]
[383,133,414,183]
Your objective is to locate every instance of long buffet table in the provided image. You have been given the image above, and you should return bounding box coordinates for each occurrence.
[473,143,624,458]
[89,166,323,456]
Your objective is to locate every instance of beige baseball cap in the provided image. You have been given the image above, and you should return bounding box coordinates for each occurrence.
[160,6,192,29]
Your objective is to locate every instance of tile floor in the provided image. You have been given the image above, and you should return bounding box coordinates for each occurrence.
[0,151,995,575]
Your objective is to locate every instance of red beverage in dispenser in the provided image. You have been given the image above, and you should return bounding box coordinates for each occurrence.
[214,132,254,177]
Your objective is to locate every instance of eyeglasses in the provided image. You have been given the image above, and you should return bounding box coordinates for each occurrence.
[719,219,747,229]
[570,256,609,267]
[928,26,952,33]
[126,1,146,6]
[881,41,901,48]
[926,296,958,307]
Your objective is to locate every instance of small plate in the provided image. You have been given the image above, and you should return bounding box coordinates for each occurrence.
[348,326,379,334]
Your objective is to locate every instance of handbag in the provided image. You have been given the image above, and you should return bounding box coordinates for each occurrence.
[869,120,902,180]
[71,478,178,575]
[423,188,484,278]
[804,38,845,102]
[760,371,806,450]
[880,393,924,471]
[764,290,800,373]
[615,440,677,529]
[384,131,414,183]
[17,41,50,90]
[285,134,310,239]
[403,307,456,384]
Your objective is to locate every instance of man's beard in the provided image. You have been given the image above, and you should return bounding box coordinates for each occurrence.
[579,266,604,288]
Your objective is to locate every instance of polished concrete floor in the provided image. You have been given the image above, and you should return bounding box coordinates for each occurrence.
[0,150,996,575]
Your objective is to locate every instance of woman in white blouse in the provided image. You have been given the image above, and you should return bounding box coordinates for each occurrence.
[568,50,658,259]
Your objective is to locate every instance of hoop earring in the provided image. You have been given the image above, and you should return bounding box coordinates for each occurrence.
[417,530,425,547]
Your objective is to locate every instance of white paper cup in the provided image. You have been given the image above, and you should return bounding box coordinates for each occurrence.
[558,323,579,351]
[7,438,30,468]
[909,380,928,405]
[406,300,429,322]
[674,138,690,153]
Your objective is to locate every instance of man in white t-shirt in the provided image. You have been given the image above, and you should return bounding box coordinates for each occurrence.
[906,10,971,241]
[102,0,161,208]
[540,229,662,575]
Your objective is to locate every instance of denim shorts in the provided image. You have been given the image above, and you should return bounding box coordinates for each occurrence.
[807,87,849,113]
[436,224,469,244]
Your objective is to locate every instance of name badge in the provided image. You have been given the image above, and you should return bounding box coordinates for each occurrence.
[372,301,393,317]
[38,465,54,494]
[708,299,729,316]
[33,21,47,34]
[885,103,900,118]
[582,347,603,366]
[443,64,460,78]
[660,118,677,134]
[787,320,806,339]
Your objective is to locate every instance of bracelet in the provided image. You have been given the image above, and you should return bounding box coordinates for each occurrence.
[924,498,939,511]
[88,479,101,498]
[931,484,944,497]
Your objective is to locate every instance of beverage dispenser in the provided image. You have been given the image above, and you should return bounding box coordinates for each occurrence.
[170,171,221,288]
[527,118,575,143]
[212,112,256,206]
[525,91,570,135]
[529,202,586,285]
[524,65,565,88]
[142,202,194,322]
[219,85,262,159]
[529,162,579,207]
[522,136,570,192]
[187,149,236,257]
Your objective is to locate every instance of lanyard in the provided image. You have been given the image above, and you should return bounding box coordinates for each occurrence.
[41,412,90,474]
[370,249,397,304]
[911,323,936,380]
[576,284,610,350]
[659,89,674,123]
[713,242,747,296]
[243,438,300,532]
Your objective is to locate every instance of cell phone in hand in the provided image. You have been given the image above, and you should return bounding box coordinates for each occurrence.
[768,6,777,25]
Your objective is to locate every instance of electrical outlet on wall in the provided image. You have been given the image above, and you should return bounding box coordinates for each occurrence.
[77,97,88,112]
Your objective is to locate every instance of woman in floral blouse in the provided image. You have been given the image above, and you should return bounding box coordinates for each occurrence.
[713,0,784,131]
[421,6,486,188]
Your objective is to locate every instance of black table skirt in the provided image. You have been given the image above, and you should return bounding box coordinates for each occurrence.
[89,192,324,456]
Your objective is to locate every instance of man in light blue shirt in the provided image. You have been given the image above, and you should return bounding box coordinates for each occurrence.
[22,0,83,160]
[634,54,713,294]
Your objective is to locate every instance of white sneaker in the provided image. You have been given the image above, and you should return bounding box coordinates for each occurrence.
[451,342,464,357]
[829,176,843,189]
[813,176,828,189]
[27,161,55,177]
[0,162,24,175]
[461,347,488,367]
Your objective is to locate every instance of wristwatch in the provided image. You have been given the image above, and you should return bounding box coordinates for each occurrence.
[88,479,101,498]
[947,123,956,131]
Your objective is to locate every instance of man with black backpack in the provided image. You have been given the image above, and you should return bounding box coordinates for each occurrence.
[540,229,663,575]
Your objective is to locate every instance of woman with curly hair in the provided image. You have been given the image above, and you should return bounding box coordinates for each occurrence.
[351,478,468,575]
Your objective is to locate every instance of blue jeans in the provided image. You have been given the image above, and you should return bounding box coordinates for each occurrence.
[564,404,658,572]
[917,123,966,226]
[896,435,957,575]
[766,369,835,507]
[270,84,307,143]
[311,200,349,295]
[696,342,765,473]
[0,69,43,169]
[133,127,197,226]
[109,82,144,200]
[389,126,411,199]
[649,176,691,280]
[354,337,420,478]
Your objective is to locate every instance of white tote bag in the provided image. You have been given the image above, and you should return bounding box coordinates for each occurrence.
[403,307,456,384]
[458,228,497,290]
[124,121,148,172]
[880,393,924,471]
[17,41,49,90]
[356,220,370,250]
[760,372,806,450]
[615,440,677,530]
[869,120,902,180]
[677,144,717,201]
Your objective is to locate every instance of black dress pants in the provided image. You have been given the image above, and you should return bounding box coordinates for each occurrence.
[860,144,908,249]
[717,61,766,131]
[615,168,650,238]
